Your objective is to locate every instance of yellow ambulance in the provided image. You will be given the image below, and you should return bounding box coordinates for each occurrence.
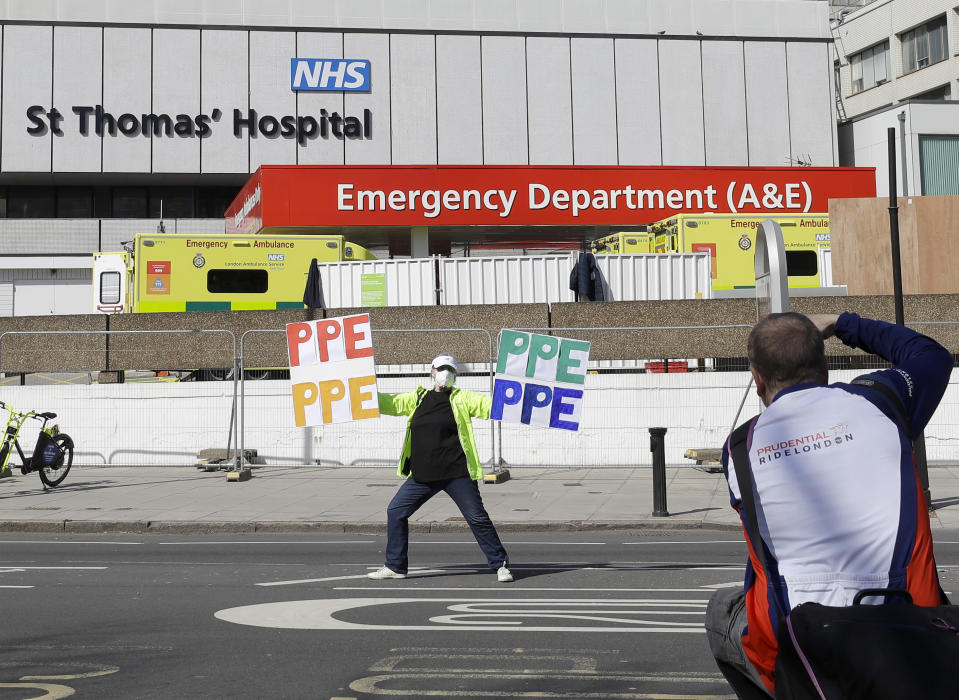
[93,232,375,314]
[592,213,831,290]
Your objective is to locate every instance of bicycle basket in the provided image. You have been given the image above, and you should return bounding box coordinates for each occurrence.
[32,431,61,468]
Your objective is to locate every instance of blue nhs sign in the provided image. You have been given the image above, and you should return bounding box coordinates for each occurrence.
[290,58,371,92]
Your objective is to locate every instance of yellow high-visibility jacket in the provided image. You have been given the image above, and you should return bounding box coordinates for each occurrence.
[378,386,492,481]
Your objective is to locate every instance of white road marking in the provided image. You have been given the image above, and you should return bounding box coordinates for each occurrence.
[0,567,106,570]
[700,582,743,589]
[258,568,450,586]
[621,540,742,545]
[336,587,713,592]
[0,540,141,545]
[215,597,709,632]
[411,541,607,546]
[157,540,376,545]
[0,585,34,589]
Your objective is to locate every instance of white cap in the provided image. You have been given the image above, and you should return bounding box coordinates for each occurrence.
[431,354,458,372]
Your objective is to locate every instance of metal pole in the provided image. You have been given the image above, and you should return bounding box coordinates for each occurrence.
[887,127,905,326]
[649,427,669,517]
[888,127,931,508]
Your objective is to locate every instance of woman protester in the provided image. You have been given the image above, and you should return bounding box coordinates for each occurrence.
[369,354,512,583]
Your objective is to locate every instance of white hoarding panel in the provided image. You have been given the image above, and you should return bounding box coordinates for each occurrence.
[344,32,390,164]
[745,42,790,166]
[482,36,528,164]
[702,41,747,166]
[249,31,297,170]
[440,255,577,305]
[316,258,435,308]
[53,26,102,173]
[390,34,437,164]
[527,37,572,165]
[296,31,346,165]
[436,34,482,164]
[103,27,151,173]
[592,253,712,301]
[571,38,617,165]
[659,40,705,166]
[0,282,11,316]
[201,29,248,174]
[615,39,661,165]
[787,42,834,167]
[2,25,52,172]
[152,29,201,173]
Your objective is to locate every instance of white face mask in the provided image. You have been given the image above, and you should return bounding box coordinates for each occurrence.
[434,369,455,388]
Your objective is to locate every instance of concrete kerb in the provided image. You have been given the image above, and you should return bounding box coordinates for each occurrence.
[0,519,742,534]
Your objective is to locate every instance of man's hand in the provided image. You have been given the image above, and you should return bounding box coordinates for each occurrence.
[805,314,840,339]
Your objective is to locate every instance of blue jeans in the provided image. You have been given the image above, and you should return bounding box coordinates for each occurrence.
[385,476,509,574]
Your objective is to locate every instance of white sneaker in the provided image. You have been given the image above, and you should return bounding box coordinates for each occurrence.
[497,565,513,583]
[368,566,406,580]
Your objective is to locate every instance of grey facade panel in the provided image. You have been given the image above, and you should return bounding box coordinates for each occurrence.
[614,38,661,166]
[200,29,249,174]
[786,42,834,169]
[344,32,390,164]
[526,36,572,165]
[1,0,832,38]
[102,27,152,173]
[53,26,102,173]
[435,34,482,164]
[658,39,705,166]
[482,35,528,165]
[702,41,748,166]
[0,219,99,254]
[295,31,346,165]
[745,41,791,166]
[390,34,437,165]
[249,31,297,171]
[2,25,52,173]
[571,37,617,165]
[152,28,201,174]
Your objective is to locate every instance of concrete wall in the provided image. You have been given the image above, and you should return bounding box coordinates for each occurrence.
[4,295,959,373]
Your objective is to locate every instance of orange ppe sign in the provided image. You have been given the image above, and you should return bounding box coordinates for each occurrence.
[286,313,379,427]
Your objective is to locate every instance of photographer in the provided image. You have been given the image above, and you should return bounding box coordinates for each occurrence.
[706,312,952,697]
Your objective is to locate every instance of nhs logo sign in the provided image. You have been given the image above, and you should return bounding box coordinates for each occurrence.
[291,58,371,92]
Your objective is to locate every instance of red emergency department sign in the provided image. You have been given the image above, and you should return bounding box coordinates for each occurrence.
[226,165,877,235]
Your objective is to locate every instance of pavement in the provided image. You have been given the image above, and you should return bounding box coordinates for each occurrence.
[1,464,959,534]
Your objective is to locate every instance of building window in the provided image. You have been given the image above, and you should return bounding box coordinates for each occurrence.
[901,16,948,74]
[849,41,889,94]
[57,187,94,217]
[196,186,241,218]
[920,135,959,196]
[112,187,148,218]
[149,187,194,218]
[7,187,55,218]
[207,269,268,294]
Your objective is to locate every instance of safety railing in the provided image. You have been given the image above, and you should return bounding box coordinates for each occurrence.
[0,329,238,466]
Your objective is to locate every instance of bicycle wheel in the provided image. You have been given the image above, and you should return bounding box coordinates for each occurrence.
[38,434,73,488]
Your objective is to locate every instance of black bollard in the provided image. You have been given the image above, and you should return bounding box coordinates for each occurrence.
[649,427,669,517]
